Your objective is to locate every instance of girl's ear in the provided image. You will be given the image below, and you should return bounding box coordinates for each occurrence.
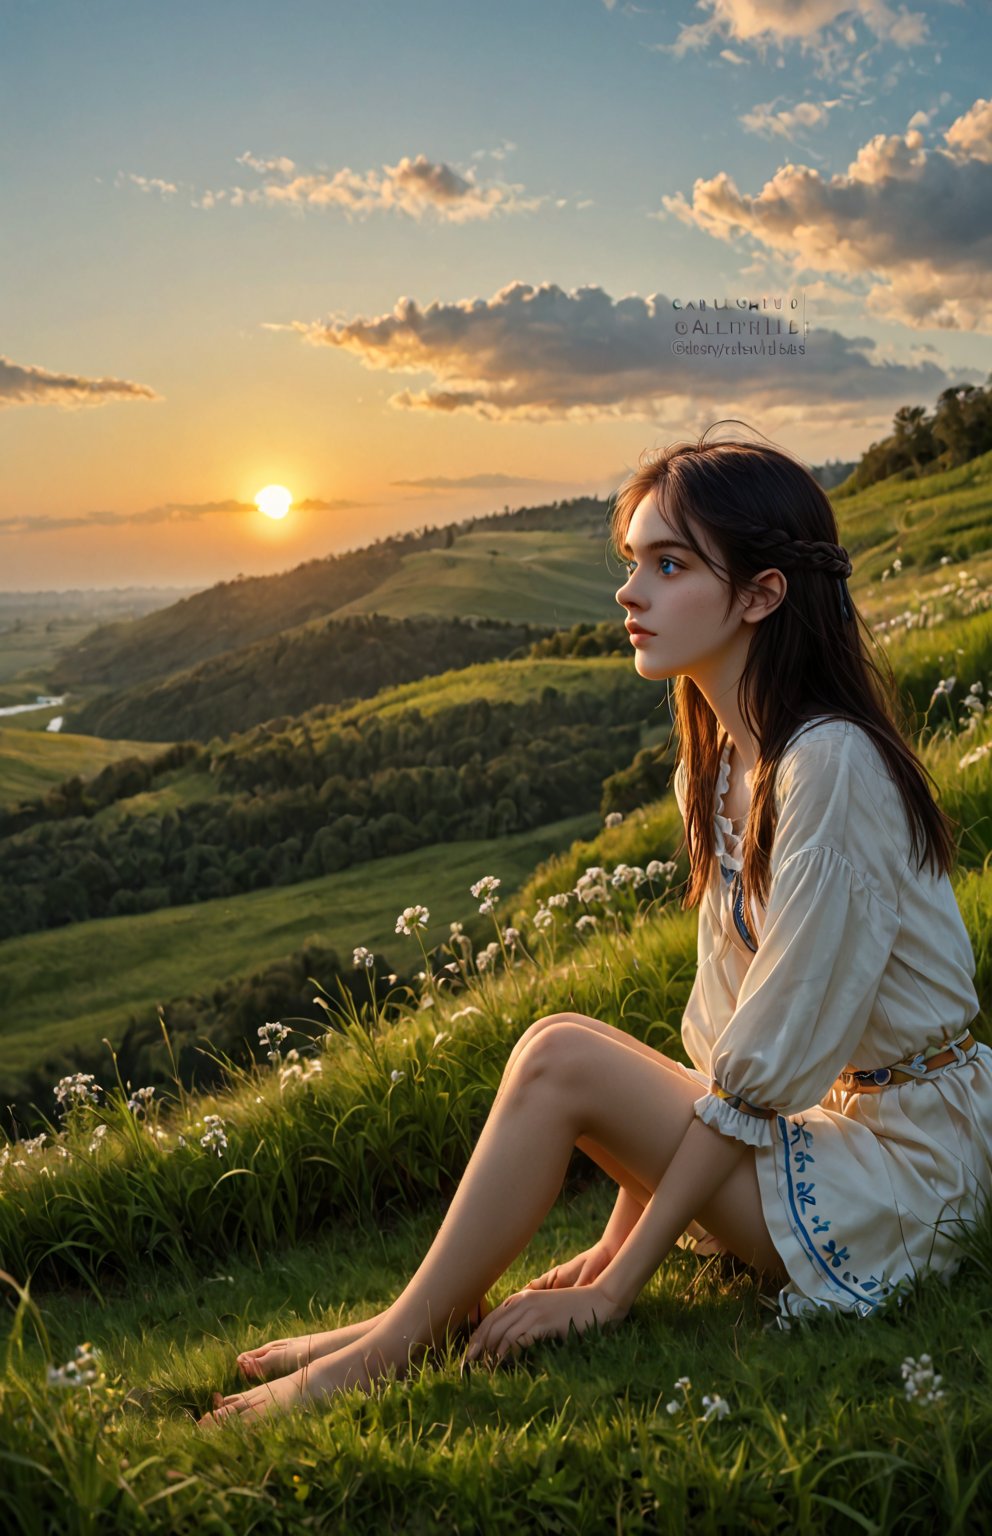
[742,568,788,623]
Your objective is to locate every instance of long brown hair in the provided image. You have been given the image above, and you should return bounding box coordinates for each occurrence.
[609,422,958,928]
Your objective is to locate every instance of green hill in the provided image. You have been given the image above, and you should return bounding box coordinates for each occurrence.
[50,498,610,699]
[329,528,618,625]
[61,612,554,744]
[0,805,603,1102]
[0,724,164,808]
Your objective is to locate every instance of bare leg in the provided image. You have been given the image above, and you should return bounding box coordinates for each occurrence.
[203,1020,783,1425]
[204,1058,579,1423]
[238,1015,654,1382]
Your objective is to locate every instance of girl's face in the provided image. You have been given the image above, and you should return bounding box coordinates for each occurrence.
[615,488,757,684]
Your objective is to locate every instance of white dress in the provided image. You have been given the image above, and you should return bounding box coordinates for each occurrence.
[670,715,992,1324]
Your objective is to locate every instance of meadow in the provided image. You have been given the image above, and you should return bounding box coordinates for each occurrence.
[4,456,992,1530]
[3,690,992,1531]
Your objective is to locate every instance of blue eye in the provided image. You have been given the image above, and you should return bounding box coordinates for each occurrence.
[622,557,678,577]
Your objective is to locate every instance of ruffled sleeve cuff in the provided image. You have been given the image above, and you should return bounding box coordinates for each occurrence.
[693,1090,778,1148]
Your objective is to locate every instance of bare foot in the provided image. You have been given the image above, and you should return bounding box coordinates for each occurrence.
[203,1329,403,1428]
[237,1295,492,1383]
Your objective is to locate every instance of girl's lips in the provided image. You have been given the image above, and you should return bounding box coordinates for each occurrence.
[629,630,654,644]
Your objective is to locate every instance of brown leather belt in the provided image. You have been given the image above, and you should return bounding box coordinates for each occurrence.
[709,1029,978,1119]
[837,1030,977,1093]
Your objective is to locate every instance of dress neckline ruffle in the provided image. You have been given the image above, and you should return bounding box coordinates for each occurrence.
[714,737,751,873]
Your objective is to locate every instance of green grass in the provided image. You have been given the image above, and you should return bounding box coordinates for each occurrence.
[0,725,162,808]
[1,841,991,1529]
[6,1174,991,1534]
[331,528,620,628]
[0,808,601,1091]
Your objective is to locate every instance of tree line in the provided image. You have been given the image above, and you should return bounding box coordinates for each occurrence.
[0,678,648,940]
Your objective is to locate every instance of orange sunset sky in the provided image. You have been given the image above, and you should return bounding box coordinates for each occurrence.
[2,0,990,593]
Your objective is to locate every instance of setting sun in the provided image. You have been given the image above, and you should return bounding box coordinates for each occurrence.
[254,485,293,520]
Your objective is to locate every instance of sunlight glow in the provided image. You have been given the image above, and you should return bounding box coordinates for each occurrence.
[254,485,293,520]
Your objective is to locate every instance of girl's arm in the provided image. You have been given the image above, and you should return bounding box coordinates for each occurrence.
[596,1116,747,1311]
[600,1183,644,1255]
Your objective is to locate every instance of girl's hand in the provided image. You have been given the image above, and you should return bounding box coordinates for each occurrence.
[463,1283,627,1364]
[523,1241,613,1293]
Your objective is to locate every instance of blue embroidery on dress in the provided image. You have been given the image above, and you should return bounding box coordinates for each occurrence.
[720,863,758,951]
[777,1114,895,1311]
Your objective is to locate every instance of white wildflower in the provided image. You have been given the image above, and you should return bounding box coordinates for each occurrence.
[476,941,501,973]
[532,904,554,930]
[701,1393,730,1422]
[277,1049,322,1088]
[390,1069,405,1084]
[259,1021,290,1064]
[575,867,611,903]
[54,1073,102,1110]
[503,926,520,947]
[88,1124,109,1155]
[395,904,430,936]
[199,1114,228,1157]
[604,811,624,828]
[576,914,598,933]
[470,875,501,902]
[352,945,375,969]
[900,1353,945,1404]
[959,742,992,770]
[46,1343,102,1389]
[609,862,647,889]
[21,1133,47,1156]
[125,1086,155,1116]
[547,892,571,909]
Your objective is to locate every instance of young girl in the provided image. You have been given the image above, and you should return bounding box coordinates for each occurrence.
[199,425,992,1426]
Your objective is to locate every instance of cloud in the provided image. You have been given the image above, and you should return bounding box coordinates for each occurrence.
[390,473,565,489]
[120,149,546,223]
[273,278,980,425]
[0,497,365,537]
[659,98,992,331]
[658,0,929,59]
[0,355,161,410]
[740,97,845,141]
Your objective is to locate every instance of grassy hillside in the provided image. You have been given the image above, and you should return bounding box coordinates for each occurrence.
[1,724,991,1527]
[330,528,614,625]
[0,807,602,1098]
[49,498,610,697]
[61,612,554,744]
[0,724,163,807]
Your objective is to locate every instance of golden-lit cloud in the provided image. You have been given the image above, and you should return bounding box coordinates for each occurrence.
[0,354,161,410]
[739,98,845,141]
[659,98,992,331]
[117,150,547,223]
[657,0,929,57]
[390,472,567,489]
[0,497,363,538]
[272,278,979,425]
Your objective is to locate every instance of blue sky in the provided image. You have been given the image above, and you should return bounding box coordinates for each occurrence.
[2,0,990,590]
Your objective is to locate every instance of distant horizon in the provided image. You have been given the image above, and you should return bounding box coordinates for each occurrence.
[0,453,862,597]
